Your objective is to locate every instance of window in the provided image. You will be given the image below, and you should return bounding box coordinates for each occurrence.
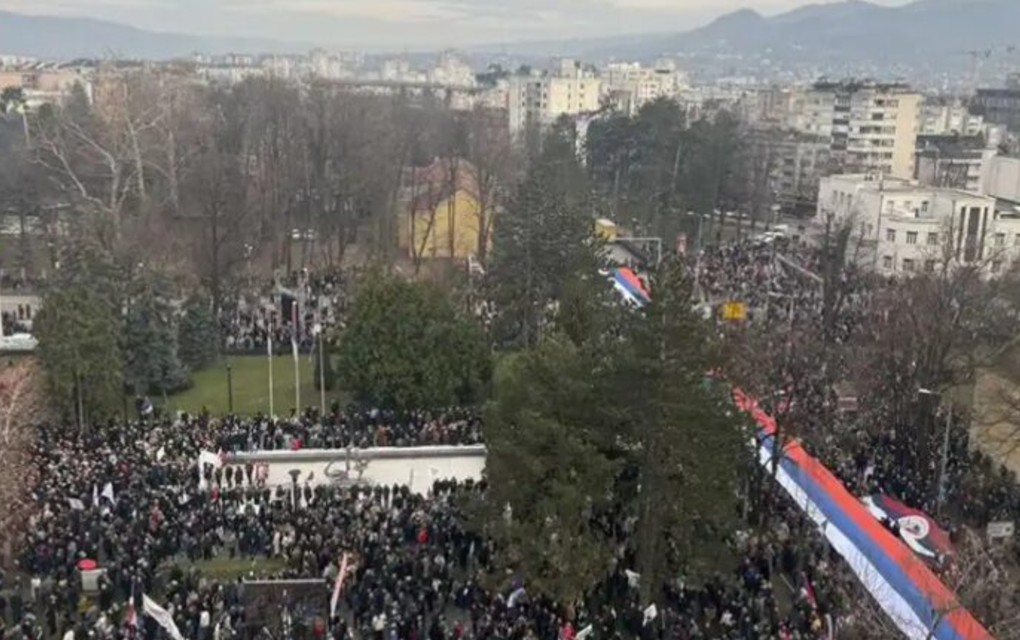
[924,260,936,273]
[992,261,1003,274]
[1014,233,1020,247]
[921,201,929,213]
[995,233,1006,247]
[903,258,916,272]
[882,255,893,270]
[906,231,918,245]
[886,228,896,242]
[927,232,938,246]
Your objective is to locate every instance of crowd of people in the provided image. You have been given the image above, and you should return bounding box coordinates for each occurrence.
[220,269,357,355]
[2,412,856,640]
[4,236,1020,640]
[206,407,484,452]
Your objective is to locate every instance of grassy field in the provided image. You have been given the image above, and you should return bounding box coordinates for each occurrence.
[167,355,349,416]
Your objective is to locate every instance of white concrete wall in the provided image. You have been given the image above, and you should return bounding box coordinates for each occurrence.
[225,446,486,496]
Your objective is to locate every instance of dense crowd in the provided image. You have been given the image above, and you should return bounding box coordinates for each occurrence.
[3,414,855,640]
[5,237,1020,640]
[220,270,356,355]
[207,407,484,451]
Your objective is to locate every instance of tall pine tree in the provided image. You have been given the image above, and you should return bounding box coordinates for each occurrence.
[487,118,598,349]
[123,270,190,395]
[34,241,123,425]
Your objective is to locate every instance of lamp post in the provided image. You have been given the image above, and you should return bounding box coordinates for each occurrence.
[314,322,325,417]
[919,387,952,517]
[226,363,234,414]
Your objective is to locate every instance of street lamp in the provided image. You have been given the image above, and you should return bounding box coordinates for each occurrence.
[226,363,234,414]
[313,322,325,417]
[919,387,952,517]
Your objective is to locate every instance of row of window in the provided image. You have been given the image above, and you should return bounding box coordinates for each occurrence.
[881,256,1005,273]
[885,229,939,245]
[886,229,1020,247]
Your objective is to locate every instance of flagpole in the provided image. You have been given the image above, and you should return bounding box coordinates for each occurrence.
[268,334,275,417]
[292,299,300,413]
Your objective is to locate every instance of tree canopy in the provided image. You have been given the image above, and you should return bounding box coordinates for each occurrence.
[335,271,491,411]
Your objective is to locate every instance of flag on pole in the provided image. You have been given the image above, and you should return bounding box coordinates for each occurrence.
[291,302,299,363]
[329,552,350,619]
[142,594,185,640]
[68,498,85,510]
[124,596,138,629]
[101,482,115,504]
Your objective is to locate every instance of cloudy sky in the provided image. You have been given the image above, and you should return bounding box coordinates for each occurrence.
[0,0,913,49]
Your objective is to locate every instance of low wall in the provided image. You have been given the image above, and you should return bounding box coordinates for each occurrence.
[224,445,486,495]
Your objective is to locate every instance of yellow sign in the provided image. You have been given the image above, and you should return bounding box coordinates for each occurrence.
[721,302,747,321]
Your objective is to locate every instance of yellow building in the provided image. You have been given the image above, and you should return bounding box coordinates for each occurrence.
[397,158,492,262]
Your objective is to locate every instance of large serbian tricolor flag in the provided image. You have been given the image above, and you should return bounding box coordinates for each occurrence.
[863,494,955,567]
[612,267,651,308]
[734,389,992,640]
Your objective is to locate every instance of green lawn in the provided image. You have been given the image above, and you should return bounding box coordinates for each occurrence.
[167,355,349,416]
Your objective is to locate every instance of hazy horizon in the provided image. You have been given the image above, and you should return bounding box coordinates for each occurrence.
[0,0,914,50]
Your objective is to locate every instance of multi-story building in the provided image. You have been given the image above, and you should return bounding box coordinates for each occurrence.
[789,80,921,179]
[768,131,833,210]
[428,51,476,88]
[914,134,997,194]
[0,66,89,109]
[601,59,687,116]
[970,87,1020,133]
[818,173,1020,277]
[920,97,985,136]
[507,59,602,137]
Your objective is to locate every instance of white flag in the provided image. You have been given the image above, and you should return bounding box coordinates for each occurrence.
[576,626,593,640]
[197,450,224,490]
[156,446,166,462]
[101,482,115,504]
[142,594,185,640]
[625,569,641,588]
[643,603,658,626]
[68,498,85,510]
[92,484,99,507]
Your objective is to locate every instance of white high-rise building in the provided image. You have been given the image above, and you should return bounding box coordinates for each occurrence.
[789,81,922,179]
[602,59,687,116]
[508,59,602,137]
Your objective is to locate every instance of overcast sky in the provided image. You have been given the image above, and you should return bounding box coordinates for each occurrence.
[0,0,914,49]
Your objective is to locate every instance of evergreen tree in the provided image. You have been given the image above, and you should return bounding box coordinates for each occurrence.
[474,338,618,604]
[612,259,748,602]
[123,271,191,395]
[487,119,599,348]
[34,242,123,425]
[480,259,748,606]
[336,271,490,410]
[177,292,219,371]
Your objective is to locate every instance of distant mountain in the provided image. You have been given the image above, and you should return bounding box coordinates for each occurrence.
[0,10,301,60]
[488,0,1020,77]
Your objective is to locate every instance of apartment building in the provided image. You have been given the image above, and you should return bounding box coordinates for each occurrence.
[507,59,602,137]
[790,81,921,179]
[0,66,88,109]
[759,131,832,209]
[914,134,998,193]
[920,97,985,136]
[818,173,1020,277]
[601,59,687,116]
